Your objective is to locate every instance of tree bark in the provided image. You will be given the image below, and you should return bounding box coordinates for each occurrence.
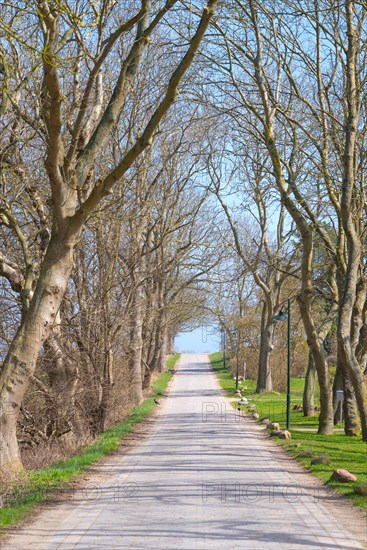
[256,301,273,393]
[333,360,343,425]
[43,325,83,437]
[342,363,360,437]
[0,230,79,474]
[129,282,144,405]
[144,278,165,386]
[336,0,367,441]
[296,232,334,435]
[303,352,316,416]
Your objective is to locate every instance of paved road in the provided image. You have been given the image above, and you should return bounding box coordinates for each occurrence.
[4,354,366,549]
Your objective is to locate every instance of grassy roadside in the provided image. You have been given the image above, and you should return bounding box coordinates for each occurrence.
[210,351,367,511]
[0,353,180,531]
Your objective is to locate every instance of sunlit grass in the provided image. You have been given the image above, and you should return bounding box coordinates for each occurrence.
[210,352,367,511]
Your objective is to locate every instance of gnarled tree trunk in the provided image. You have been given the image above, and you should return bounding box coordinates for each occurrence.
[0,231,78,474]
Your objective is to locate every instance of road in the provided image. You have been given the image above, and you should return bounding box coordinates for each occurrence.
[4,353,366,549]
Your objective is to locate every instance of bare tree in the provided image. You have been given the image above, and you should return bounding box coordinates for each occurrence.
[0,0,218,475]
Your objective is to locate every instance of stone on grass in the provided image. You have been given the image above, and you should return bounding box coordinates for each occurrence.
[288,443,301,448]
[311,455,330,465]
[270,430,291,439]
[268,422,280,431]
[329,469,357,483]
[298,450,312,458]
[353,483,367,496]
[261,418,271,425]
[238,398,248,405]
[270,430,282,437]
[252,413,260,419]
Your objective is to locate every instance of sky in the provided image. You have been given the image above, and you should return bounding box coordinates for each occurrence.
[174,325,221,353]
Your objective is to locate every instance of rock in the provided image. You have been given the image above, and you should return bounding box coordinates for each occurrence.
[270,430,282,437]
[268,422,280,431]
[238,398,248,405]
[279,430,291,439]
[261,418,271,425]
[252,413,259,419]
[288,443,301,448]
[311,455,330,465]
[235,389,242,395]
[354,483,367,496]
[329,469,357,483]
[269,429,290,439]
[298,450,313,458]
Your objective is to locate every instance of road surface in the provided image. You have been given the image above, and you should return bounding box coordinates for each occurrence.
[4,354,366,549]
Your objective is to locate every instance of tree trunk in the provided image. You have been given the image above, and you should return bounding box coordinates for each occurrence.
[158,326,168,373]
[256,302,273,393]
[333,357,359,435]
[303,352,316,416]
[96,348,114,433]
[129,283,144,405]
[0,231,78,475]
[141,277,155,382]
[342,361,360,437]
[297,288,334,435]
[144,278,165,386]
[333,360,343,425]
[167,331,175,355]
[44,327,83,437]
[336,0,367,441]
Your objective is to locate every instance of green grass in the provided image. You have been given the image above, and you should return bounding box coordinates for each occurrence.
[210,352,367,511]
[0,353,180,531]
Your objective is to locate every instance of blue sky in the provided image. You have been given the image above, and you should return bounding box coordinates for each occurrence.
[174,325,221,353]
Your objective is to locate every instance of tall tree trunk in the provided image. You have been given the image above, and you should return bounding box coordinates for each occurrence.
[141,277,155,382]
[129,283,144,405]
[337,0,367,441]
[143,278,165,387]
[0,231,78,475]
[256,302,273,393]
[158,326,168,373]
[296,234,334,435]
[96,348,114,433]
[303,352,316,416]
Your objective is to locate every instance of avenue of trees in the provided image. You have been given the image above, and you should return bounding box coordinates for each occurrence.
[0,0,366,477]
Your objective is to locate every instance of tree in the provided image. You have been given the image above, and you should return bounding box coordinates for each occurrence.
[0,0,218,475]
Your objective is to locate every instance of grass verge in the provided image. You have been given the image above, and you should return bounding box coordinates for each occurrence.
[0,353,180,531]
[210,351,367,511]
